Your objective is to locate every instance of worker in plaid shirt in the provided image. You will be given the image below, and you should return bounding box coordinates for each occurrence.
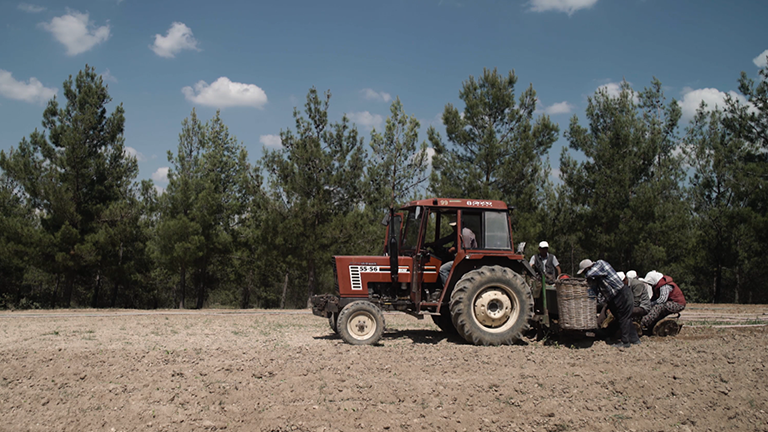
[578,259,640,348]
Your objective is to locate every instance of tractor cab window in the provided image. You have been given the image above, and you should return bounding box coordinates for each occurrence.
[400,207,424,253]
[424,211,437,246]
[457,210,511,250]
[484,211,511,249]
[461,211,482,248]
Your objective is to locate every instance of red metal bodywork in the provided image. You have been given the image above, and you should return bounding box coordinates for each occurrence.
[333,199,527,303]
[404,198,510,211]
[334,255,441,297]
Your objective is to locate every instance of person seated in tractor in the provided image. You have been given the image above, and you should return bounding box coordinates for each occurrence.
[639,270,687,330]
[425,218,476,288]
[529,241,561,284]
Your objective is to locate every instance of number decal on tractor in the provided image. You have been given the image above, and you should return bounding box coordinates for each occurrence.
[359,266,380,273]
[466,200,493,207]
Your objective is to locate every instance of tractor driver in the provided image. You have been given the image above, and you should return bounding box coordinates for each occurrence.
[426,216,477,288]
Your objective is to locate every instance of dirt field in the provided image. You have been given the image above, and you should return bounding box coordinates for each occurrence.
[1,305,767,432]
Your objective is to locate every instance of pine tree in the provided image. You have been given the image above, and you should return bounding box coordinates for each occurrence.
[367,97,430,211]
[560,79,688,274]
[0,65,137,307]
[0,173,40,307]
[260,88,367,304]
[152,110,255,308]
[710,59,768,303]
[428,68,559,240]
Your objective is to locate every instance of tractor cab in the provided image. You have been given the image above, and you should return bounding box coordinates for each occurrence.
[394,199,526,308]
[311,198,538,346]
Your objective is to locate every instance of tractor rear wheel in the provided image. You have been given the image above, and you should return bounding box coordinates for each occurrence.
[449,265,533,346]
[337,301,385,345]
[431,308,458,334]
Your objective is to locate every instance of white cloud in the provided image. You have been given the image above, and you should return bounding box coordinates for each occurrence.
[347,111,384,130]
[260,134,282,148]
[361,88,392,103]
[124,146,146,162]
[18,3,45,13]
[597,82,623,98]
[182,77,268,109]
[419,112,444,129]
[0,69,57,104]
[595,81,640,104]
[150,22,200,58]
[426,147,436,166]
[528,0,598,15]
[101,68,117,83]
[544,101,574,115]
[154,185,166,195]
[39,10,110,56]
[152,167,169,182]
[753,49,768,68]
[550,167,562,180]
[677,87,749,124]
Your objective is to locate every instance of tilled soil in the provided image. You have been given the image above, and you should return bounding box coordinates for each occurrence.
[1,306,767,432]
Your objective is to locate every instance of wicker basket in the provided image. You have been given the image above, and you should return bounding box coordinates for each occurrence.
[555,278,597,330]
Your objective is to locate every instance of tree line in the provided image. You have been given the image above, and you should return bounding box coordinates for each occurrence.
[1,64,766,309]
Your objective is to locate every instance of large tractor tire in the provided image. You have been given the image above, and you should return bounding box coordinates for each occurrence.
[449,265,533,346]
[337,301,385,345]
[431,308,458,334]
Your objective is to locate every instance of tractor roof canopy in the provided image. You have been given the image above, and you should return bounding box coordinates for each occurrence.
[403,198,509,211]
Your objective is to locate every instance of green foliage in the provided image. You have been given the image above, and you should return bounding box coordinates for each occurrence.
[0,173,41,306]
[367,97,430,211]
[559,79,689,276]
[684,59,768,304]
[260,88,368,305]
[3,64,768,308]
[152,109,257,308]
[428,68,559,241]
[0,65,139,307]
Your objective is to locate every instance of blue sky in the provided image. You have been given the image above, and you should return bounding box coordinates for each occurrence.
[1,0,767,191]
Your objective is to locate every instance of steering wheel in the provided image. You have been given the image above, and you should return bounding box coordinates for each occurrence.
[426,244,452,263]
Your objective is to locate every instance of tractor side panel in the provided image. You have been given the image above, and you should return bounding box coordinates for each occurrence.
[333,256,414,297]
[421,255,441,284]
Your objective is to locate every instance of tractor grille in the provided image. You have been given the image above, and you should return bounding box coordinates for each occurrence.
[332,258,340,295]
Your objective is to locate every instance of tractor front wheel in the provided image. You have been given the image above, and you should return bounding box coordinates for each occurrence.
[450,266,533,346]
[337,301,385,345]
[328,312,339,334]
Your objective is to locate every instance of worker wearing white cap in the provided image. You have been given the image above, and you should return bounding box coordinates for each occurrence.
[623,271,651,319]
[529,241,561,284]
[639,270,687,330]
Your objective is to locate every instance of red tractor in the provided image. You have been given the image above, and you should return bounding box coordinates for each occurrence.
[311,198,548,345]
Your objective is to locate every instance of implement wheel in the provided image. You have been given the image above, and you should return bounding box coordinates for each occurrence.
[337,301,385,345]
[449,266,533,346]
[653,317,682,337]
